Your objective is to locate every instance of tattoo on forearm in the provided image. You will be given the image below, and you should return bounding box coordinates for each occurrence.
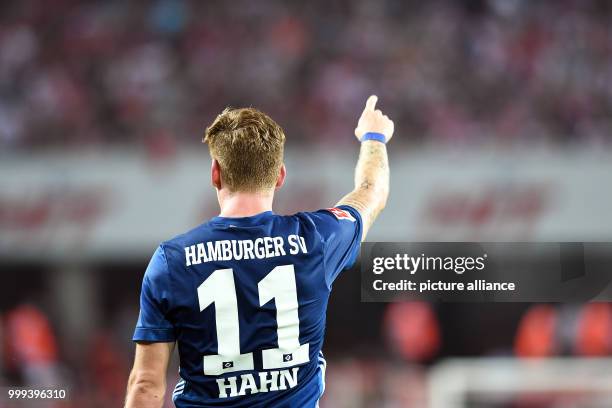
[360,180,372,190]
[337,141,390,240]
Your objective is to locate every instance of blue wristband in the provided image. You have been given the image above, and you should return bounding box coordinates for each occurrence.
[361,132,387,144]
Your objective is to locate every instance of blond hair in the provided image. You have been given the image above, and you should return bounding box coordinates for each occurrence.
[203,107,285,192]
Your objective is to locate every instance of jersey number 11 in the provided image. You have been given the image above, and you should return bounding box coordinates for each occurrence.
[197,264,310,375]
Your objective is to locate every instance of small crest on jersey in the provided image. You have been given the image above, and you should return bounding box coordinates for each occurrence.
[283,353,293,362]
[223,361,234,369]
[326,207,356,222]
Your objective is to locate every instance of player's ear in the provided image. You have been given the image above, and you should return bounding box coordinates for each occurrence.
[211,159,222,190]
[275,164,286,190]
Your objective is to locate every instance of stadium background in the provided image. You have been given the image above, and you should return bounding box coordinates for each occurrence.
[2,0,612,406]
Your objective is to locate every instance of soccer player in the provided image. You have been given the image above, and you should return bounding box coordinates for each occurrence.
[125,95,393,407]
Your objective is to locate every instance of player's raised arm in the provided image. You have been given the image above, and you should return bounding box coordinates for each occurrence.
[337,95,393,241]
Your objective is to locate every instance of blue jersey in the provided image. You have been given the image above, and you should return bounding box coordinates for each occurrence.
[133,206,362,407]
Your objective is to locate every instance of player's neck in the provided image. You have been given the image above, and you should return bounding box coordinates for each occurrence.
[217,189,274,218]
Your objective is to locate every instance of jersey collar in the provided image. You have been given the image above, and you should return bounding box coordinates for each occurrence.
[210,211,274,226]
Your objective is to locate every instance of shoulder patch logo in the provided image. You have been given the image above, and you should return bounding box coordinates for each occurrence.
[326,207,356,222]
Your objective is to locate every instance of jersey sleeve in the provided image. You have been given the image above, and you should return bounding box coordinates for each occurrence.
[306,205,363,288]
[133,246,176,342]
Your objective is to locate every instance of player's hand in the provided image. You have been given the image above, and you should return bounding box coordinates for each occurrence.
[354,95,394,142]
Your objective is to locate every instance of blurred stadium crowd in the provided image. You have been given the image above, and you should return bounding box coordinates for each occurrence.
[1,0,612,149]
